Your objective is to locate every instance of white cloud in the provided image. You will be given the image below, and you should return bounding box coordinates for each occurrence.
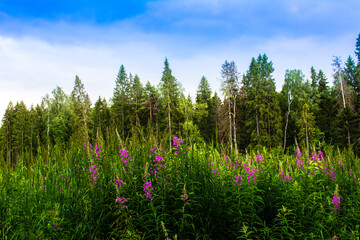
[0,0,359,122]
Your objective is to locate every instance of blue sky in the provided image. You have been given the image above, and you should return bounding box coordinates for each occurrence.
[0,0,360,119]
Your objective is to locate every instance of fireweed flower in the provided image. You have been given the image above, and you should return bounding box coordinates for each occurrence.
[318,151,324,159]
[119,148,135,174]
[243,167,257,184]
[234,175,243,186]
[173,136,183,149]
[144,181,154,200]
[296,148,301,157]
[256,155,264,162]
[331,196,341,212]
[181,193,188,201]
[331,185,341,212]
[52,222,61,231]
[115,178,124,187]
[89,164,100,185]
[116,197,127,210]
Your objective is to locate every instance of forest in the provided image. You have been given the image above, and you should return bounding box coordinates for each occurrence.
[1,34,360,162]
[1,34,360,239]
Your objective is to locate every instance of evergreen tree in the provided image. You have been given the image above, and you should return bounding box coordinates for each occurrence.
[159,58,180,149]
[142,81,161,140]
[112,65,130,140]
[180,93,202,143]
[355,33,360,64]
[92,97,111,144]
[211,92,222,145]
[50,87,75,146]
[317,70,336,143]
[131,74,143,128]
[244,54,282,149]
[12,101,28,161]
[343,56,358,92]
[0,102,14,164]
[71,75,92,145]
[195,76,213,141]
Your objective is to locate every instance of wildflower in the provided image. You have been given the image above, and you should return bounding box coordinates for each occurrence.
[115,178,124,187]
[116,197,127,210]
[296,148,301,157]
[181,193,188,201]
[52,222,61,231]
[331,185,341,212]
[234,175,243,186]
[318,151,324,159]
[256,155,264,162]
[89,164,100,185]
[144,181,154,200]
[331,196,341,212]
[173,136,183,149]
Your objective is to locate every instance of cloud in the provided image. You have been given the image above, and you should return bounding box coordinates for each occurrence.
[0,0,359,121]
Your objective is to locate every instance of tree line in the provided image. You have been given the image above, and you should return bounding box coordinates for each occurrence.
[1,34,360,164]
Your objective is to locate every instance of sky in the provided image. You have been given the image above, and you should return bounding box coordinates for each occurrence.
[0,0,360,120]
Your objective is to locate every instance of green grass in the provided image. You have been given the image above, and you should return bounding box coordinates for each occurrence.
[1,141,360,239]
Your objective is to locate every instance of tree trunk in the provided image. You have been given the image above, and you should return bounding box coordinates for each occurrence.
[233,96,237,152]
[228,99,233,152]
[347,123,351,145]
[168,93,171,150]
[283,97,292,152]
[156,108,159,141]
[305,107,309,153]
[256,108,259,136]
[149,96,152,120]
[47,113,50,156]
[121,107,125,140]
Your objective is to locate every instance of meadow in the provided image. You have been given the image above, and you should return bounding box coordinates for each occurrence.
[1,137,360,239]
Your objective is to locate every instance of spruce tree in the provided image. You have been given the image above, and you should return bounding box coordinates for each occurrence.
[196,76,212,141]
[112,65,130,139]
[0,102,14,164]
[12,101,28,160]
[244,54,282,149]
[92,97,111,144]
[355,33,360,64]
[159,58,180,149]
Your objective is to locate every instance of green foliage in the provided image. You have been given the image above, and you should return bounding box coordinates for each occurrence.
[1,141,360,239]
[71,75,92,146]
[244,54,282,149]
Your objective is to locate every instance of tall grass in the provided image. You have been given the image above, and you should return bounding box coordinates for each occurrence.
[1,139,360,239]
